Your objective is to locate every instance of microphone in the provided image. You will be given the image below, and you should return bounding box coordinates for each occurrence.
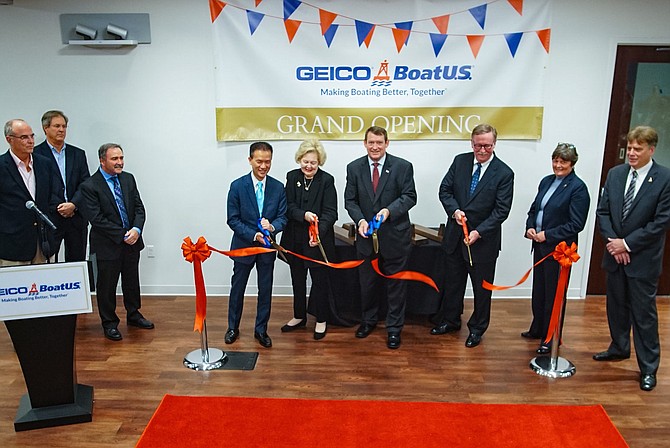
[25,200,57,230]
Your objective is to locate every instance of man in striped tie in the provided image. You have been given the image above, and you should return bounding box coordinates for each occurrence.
[594,126,670,392]
[80,143,153,341]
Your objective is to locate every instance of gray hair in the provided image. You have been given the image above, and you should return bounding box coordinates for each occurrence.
[295,139,327,166]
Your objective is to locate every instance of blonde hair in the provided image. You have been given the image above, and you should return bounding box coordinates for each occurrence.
[295,139,327,166]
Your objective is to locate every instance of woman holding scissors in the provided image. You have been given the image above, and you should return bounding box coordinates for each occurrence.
[280,139,338,340]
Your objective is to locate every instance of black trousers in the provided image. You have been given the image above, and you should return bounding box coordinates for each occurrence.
[95,246,142,329]
[289,259,330,323]
[358,255,408,333]
[56,219,88,262]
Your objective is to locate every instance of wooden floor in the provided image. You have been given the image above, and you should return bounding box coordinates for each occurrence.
[1,295,669,447]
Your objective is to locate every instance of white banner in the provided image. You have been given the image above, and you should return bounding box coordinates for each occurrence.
[211,0,551,140]
[0,262,92,321]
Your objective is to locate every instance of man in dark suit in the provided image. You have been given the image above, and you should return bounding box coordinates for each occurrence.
[1,119,60,266]
[593,126,670,392]
[225,141,287,348]
[34,110,90,262]
[80,143,153,341]
[431,123,514,348]
[345,126,417,349]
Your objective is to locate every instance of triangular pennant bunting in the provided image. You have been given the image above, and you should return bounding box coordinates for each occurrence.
[394,21,413,46]
[504,32,523,57]
[466,35,485,58]
[392,28,411,53]
[431,14,450,34]
[284,19,301,43]
[508,0,523,15]
[255,0,263,6]
[283,0,302,21]
[355,20,375,47]
[536,28,551,53]
[469,4,487,30]
[209,0,226,23]
[246,10,265,35]
[323,24,338,47]
[318,9,338,35]
[429,33,448,57]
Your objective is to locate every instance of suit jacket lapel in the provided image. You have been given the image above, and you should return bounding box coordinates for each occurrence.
[374,155,392,200]
[246,175,261,216]
[628,162,658,217]
[467,155,495,203]
[2,151,33,199]
[359,158,375,201]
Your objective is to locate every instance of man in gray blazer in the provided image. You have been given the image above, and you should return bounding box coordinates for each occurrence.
[430,123,514,348]
[345,126,417,349]
[593,126,670,392]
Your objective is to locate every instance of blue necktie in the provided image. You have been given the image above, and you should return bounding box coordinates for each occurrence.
[256,181,264,216]
[469,163,482,196]
[112,176,130,228]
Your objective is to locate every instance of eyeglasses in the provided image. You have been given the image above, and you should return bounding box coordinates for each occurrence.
[472,143,494,150]
[557,142,575,150]
[9,133,35,142]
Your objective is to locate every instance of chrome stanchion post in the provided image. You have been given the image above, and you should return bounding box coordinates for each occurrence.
[530,266,576,378]
[184,319,226,371]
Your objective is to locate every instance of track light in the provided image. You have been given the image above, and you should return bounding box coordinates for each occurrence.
[106,24,128,40]
[75,24,97,40]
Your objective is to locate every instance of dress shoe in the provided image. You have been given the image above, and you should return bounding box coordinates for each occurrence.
[224,328,239,344]
[465,333,482,348]
[127,317,155,329]
[281,318,307,332]
[521,331,540,339]
[430,323,461,335]
[536,344,551,355]
[104,327,123,341]
[640,373,657,391]
[592,351,630,361]
[314,323,327,340]
[355,323,376,338]
[387,333,401,349]
[254,331,273,348]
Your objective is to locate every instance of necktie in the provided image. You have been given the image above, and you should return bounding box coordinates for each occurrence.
[622,170,638,221]
[372,162,379,193]
[256,181,264,216]
[112,176,130,228]
[469,163,482,196]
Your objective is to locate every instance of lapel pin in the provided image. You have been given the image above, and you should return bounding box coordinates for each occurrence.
[648,177,653,183]
[385,169,390,174]
[297,181,301,187]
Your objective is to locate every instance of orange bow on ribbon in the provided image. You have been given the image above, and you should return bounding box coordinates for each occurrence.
[181,236,212,333]
[483,242,580,345]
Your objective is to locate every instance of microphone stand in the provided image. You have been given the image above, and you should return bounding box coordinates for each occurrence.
[38,221,51,264]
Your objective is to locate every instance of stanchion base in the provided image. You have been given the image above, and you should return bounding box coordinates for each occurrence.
[530,356,576,378]
[14,383,93,432]
[184,348,227,371]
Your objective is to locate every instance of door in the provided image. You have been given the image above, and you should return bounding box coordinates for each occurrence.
[587,44,670,295]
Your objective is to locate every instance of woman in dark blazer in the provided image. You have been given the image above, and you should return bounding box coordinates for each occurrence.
[280,139,338,340]
[523,143,590,354]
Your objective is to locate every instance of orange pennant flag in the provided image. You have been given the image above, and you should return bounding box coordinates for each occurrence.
[466,35,485,58]
[319,9,338,35]
[284,19,302,43]
[536,28,551,53]
[255,0,263,6]
[363,26,375,48]
[209,0,226,23]
[432,14,450,34]
[392,28,411,53]
[507,0,523,15]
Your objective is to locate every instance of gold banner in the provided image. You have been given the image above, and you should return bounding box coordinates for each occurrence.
[215,107,543,141]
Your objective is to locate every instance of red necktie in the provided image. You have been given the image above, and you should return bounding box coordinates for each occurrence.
[372,162,379,193]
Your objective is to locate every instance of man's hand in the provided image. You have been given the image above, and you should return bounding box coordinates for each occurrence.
[57,202,76,218]
[454,209,466,226]
[358,220,369,238]
[123,228,140,245]
[376,208,389,223]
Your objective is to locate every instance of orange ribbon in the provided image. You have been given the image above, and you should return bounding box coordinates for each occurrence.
[482,242,580,345]
[181,236,212,333]
[371,258,439,292]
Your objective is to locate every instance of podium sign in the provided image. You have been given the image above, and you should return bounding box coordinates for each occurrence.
[0,261,92,321]
[1,261,94,431]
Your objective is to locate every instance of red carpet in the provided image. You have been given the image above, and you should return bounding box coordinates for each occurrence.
[136,395,628,447]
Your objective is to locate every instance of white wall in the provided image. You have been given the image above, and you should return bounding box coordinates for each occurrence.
[1,0,669,299]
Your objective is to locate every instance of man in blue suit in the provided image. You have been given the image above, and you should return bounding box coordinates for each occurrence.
[431,123,514,348]
[225,142,287,348]
[34,110,90,262]
[594,126,670,392]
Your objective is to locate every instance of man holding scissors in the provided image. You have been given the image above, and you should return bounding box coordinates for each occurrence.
[430,123,514,348]
[225,141,287,348]
[345,126,417,349]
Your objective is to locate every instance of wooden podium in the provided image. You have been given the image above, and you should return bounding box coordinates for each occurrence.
[0,262,93,431]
